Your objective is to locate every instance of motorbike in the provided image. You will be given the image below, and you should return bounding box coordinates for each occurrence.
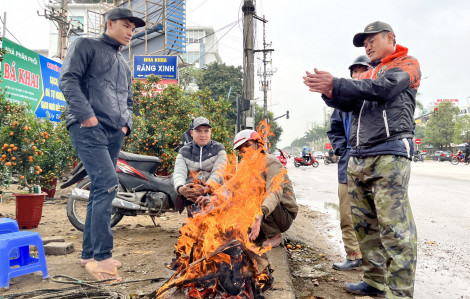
[450,152,465,165]
[61,151,178,232]
[412,151,424,163]
[293,153,319,168]
[323,155,338,165]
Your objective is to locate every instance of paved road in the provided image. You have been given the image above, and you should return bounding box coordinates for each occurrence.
[286,158,470,299]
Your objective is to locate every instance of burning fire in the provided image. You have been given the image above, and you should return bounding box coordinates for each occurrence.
[155,121,286,298]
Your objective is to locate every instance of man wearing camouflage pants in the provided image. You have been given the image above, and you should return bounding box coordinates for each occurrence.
[303,21,420,298]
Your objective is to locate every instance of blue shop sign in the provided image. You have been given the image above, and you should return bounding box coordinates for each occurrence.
[133,55,178,79]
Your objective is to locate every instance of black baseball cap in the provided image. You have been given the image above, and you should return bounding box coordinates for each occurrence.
[106,7,146,28]
[191,117,212,129]
[353,21,394,47]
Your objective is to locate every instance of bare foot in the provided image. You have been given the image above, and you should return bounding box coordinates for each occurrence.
[85,259,121,283]
[262,232,283,248]
[81,258,122,268]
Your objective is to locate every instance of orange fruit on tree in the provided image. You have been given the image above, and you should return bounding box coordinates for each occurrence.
[32,146,37,151]
[20,176,25,180]
[5,162,11,167]
[9,132,14,136]
[7,148,12,153]
[11,157,16,160]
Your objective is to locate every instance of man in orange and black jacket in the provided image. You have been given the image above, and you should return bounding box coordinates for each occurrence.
[303,21,420,299]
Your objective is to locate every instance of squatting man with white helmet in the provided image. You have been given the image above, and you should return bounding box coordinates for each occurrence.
[232,129,299,247]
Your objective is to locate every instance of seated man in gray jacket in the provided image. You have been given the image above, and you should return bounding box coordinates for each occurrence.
[173,117,227,216]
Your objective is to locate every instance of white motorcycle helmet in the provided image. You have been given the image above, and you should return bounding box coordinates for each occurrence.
[233,129,263,150]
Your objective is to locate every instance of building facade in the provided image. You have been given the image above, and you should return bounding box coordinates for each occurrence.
[181,26,221,69]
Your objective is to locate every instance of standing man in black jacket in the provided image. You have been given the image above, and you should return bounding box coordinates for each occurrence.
[304,21,421,299]
[59,8,145,282]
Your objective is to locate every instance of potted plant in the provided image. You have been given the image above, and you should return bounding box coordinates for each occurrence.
[40,121,77,197]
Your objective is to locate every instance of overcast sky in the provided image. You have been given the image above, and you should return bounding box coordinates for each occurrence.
[2,0,470,147]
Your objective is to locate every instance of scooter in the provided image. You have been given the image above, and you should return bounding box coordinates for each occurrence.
[323,155,338,165]
[450,152,465,165]
[61,151,178,232]
[293,153,319,168]
[413,151,424,163]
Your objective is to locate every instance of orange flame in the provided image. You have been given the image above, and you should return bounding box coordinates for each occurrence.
[156,123,284,297]
[257,119,274,152]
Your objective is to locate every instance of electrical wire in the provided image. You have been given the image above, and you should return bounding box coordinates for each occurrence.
[1,275,166,299]
[0,16,23,45]
[188,0,210,14]
[194,18,241,64]
[194,18,240,43]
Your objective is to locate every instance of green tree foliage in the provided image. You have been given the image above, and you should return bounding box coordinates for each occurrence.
[197,62,243,128]
[198,62,243,102]
[414,125,425,139]
[253,104,283,151]
[424,102,459,149]
[453,114,470,144]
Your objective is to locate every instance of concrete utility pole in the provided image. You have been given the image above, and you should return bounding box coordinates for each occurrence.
[40,0,81,59]
[241,0,255,130]
[254,15,274,124]
[2,12,6,39]
[57,0,68,59]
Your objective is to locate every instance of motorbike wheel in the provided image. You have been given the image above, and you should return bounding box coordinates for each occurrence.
[312,161,319,168]
[66,177,124,232]
[294,160,301,167]
[451,157,459,165]
[413,155,418,162]
[324,159,330,165]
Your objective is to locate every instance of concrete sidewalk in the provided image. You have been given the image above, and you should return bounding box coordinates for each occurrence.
[265,247,296,299]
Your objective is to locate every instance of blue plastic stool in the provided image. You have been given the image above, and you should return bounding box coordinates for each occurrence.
[0,231,49,289]
[0,218,19,234]
[0,218,20,258]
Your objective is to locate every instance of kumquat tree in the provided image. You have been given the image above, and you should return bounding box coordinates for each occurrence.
[123,75,234,173]
[0,99,46,193]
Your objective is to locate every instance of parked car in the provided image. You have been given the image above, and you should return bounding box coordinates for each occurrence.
[273,149,287,167]
[431,150,452,162]
[314,151,324,159]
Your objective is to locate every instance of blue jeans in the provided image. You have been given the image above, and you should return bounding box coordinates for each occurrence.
[68,122,125,261]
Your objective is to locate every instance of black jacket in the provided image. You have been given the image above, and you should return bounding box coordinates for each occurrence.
[59,34,133,133]
[322,45,421,158]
